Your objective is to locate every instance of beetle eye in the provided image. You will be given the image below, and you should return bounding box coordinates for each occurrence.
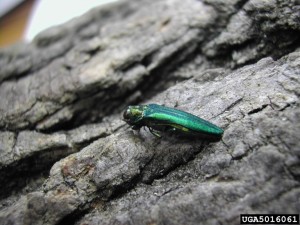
[123,109,131,121]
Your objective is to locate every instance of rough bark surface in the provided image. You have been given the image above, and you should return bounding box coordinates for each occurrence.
[0,0,299,224]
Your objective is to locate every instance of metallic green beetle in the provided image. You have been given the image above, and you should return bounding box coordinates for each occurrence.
[123,104,223,140]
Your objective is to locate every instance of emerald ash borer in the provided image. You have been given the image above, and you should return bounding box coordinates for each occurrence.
[123,104,223,140]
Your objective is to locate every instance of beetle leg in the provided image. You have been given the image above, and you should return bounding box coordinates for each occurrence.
[131,125,141,130]
[148,127,162,138]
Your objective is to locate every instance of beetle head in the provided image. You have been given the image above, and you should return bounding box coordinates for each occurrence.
[123,105,146,125]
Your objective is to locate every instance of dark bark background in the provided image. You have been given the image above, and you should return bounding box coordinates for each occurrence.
[0,0,299,224]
